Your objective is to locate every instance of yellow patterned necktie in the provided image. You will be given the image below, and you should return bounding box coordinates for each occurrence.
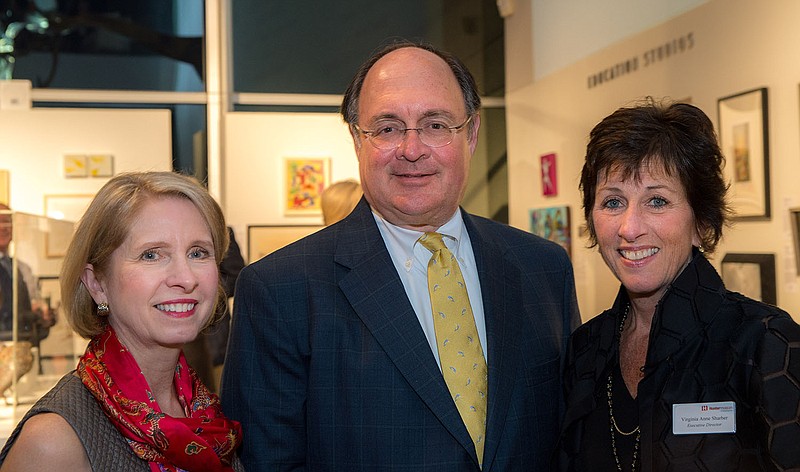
[419,232,487,465]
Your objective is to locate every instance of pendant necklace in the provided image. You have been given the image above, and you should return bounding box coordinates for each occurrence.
[607,304,641,471]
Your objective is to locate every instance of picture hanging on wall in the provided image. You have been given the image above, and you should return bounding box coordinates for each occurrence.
[284,157,330,216]
[247,225,324,263]
[790,208,800,276]
[88,154,114,177]
[717,87,770,220]
[540,153,557,196]
[63,155,88,178]
[529,206,571,257]
[721,253,776,305]
[44,194,94,258]
[0,169,8,205]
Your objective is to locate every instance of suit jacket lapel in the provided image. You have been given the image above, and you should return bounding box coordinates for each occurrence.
[334,200,478,462]
[463,212,522,471]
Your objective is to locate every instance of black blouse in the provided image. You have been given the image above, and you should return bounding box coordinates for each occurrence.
[580,362,640,471]
[559,251,800,471]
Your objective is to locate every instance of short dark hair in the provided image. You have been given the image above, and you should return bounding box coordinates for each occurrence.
[340,40,481,137]
[580,98,731,254]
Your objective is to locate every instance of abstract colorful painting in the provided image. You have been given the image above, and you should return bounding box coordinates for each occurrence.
[284,157,330,215]
[529,205,571,257]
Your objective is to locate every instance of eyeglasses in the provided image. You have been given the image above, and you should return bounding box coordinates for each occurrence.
[355,115,473,150]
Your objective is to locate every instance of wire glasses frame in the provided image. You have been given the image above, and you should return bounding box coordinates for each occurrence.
[354,115,473,150]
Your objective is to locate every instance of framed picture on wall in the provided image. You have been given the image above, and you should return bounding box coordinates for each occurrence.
[247,225,324,263]
[540,153,557,196]
[721,253,776,305]
[529,206,571,257]
[44,194,94,258]
[0,169,8,205]
[717,87,770,220]
[283,157,330,216]
[791,208,800,275]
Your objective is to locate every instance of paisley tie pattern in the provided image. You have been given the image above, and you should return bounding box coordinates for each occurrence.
[419,232,487,465]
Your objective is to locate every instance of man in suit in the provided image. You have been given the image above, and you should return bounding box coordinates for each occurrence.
[222,41,580,471]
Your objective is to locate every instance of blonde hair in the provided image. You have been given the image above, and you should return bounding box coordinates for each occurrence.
[60,172,229,338]
[321,179,362,225]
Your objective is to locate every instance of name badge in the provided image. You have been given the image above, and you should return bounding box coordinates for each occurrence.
[672,401,736,435]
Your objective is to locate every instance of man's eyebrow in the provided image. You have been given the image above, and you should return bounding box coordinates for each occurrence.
[367,110,457,124]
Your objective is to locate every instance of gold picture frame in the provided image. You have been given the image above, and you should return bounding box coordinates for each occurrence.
[0,169,8,205]
[247,225,324,263]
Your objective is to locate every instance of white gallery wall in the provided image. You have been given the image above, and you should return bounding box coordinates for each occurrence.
[506,0,800,321]
[222,112,360,261]
[0,108,172,277]
[0,108,172,215]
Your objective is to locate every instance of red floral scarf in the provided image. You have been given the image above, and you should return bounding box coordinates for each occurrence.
[77,325,242,472]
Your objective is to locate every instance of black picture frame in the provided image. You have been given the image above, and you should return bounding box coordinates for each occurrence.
[791,208,800,276]
[717,87,770,220]
[721,253,776,305]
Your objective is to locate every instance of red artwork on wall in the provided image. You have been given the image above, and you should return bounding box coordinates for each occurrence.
[541,153,557,196]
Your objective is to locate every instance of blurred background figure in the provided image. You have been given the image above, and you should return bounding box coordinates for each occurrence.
[205,227,245,390]
[0,204,55,394]
[320,179,362,225]
[0,172,243,471]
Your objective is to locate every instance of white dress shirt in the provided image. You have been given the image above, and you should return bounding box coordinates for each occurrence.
[372,210,487,369]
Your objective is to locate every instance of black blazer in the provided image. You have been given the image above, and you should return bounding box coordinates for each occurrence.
[559,252,800,471]
[222,198,580,471]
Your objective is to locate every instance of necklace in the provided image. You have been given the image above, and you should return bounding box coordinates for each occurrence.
[607,304,641,471]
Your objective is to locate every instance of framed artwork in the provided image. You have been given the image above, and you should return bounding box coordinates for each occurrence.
[0,169,8,205]
[529,206,571,257]
[88,154,114,177]
[247,225,324,263]
[37,276,61,311]
[721,253,776,305]
[717,88,770,220]
[63,155,88,178]
[791,208,800,275]
[540,153,557,196]
[44,194,93,258]
[284,157,330,216]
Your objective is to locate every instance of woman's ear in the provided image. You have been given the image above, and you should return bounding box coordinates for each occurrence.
[80,263,106,304]
[693,224,705,249]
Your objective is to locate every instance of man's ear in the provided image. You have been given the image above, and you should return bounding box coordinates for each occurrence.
[80,263,106,304]
[349,124,363,155]
[468,113,481,155]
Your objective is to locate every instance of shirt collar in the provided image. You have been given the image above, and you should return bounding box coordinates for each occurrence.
[372,209,466,259]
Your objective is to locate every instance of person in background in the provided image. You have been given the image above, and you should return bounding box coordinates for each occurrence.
[206,227,245,384]
[0,172,243,471]
[0,204,55,394]
[320,179,362,225]
[559,99,800,471]
[184,227,245,393]
[222,40,580,471]
[0,203,54,339]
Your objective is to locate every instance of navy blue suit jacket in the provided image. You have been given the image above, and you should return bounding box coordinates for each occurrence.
[222,199,580,471]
